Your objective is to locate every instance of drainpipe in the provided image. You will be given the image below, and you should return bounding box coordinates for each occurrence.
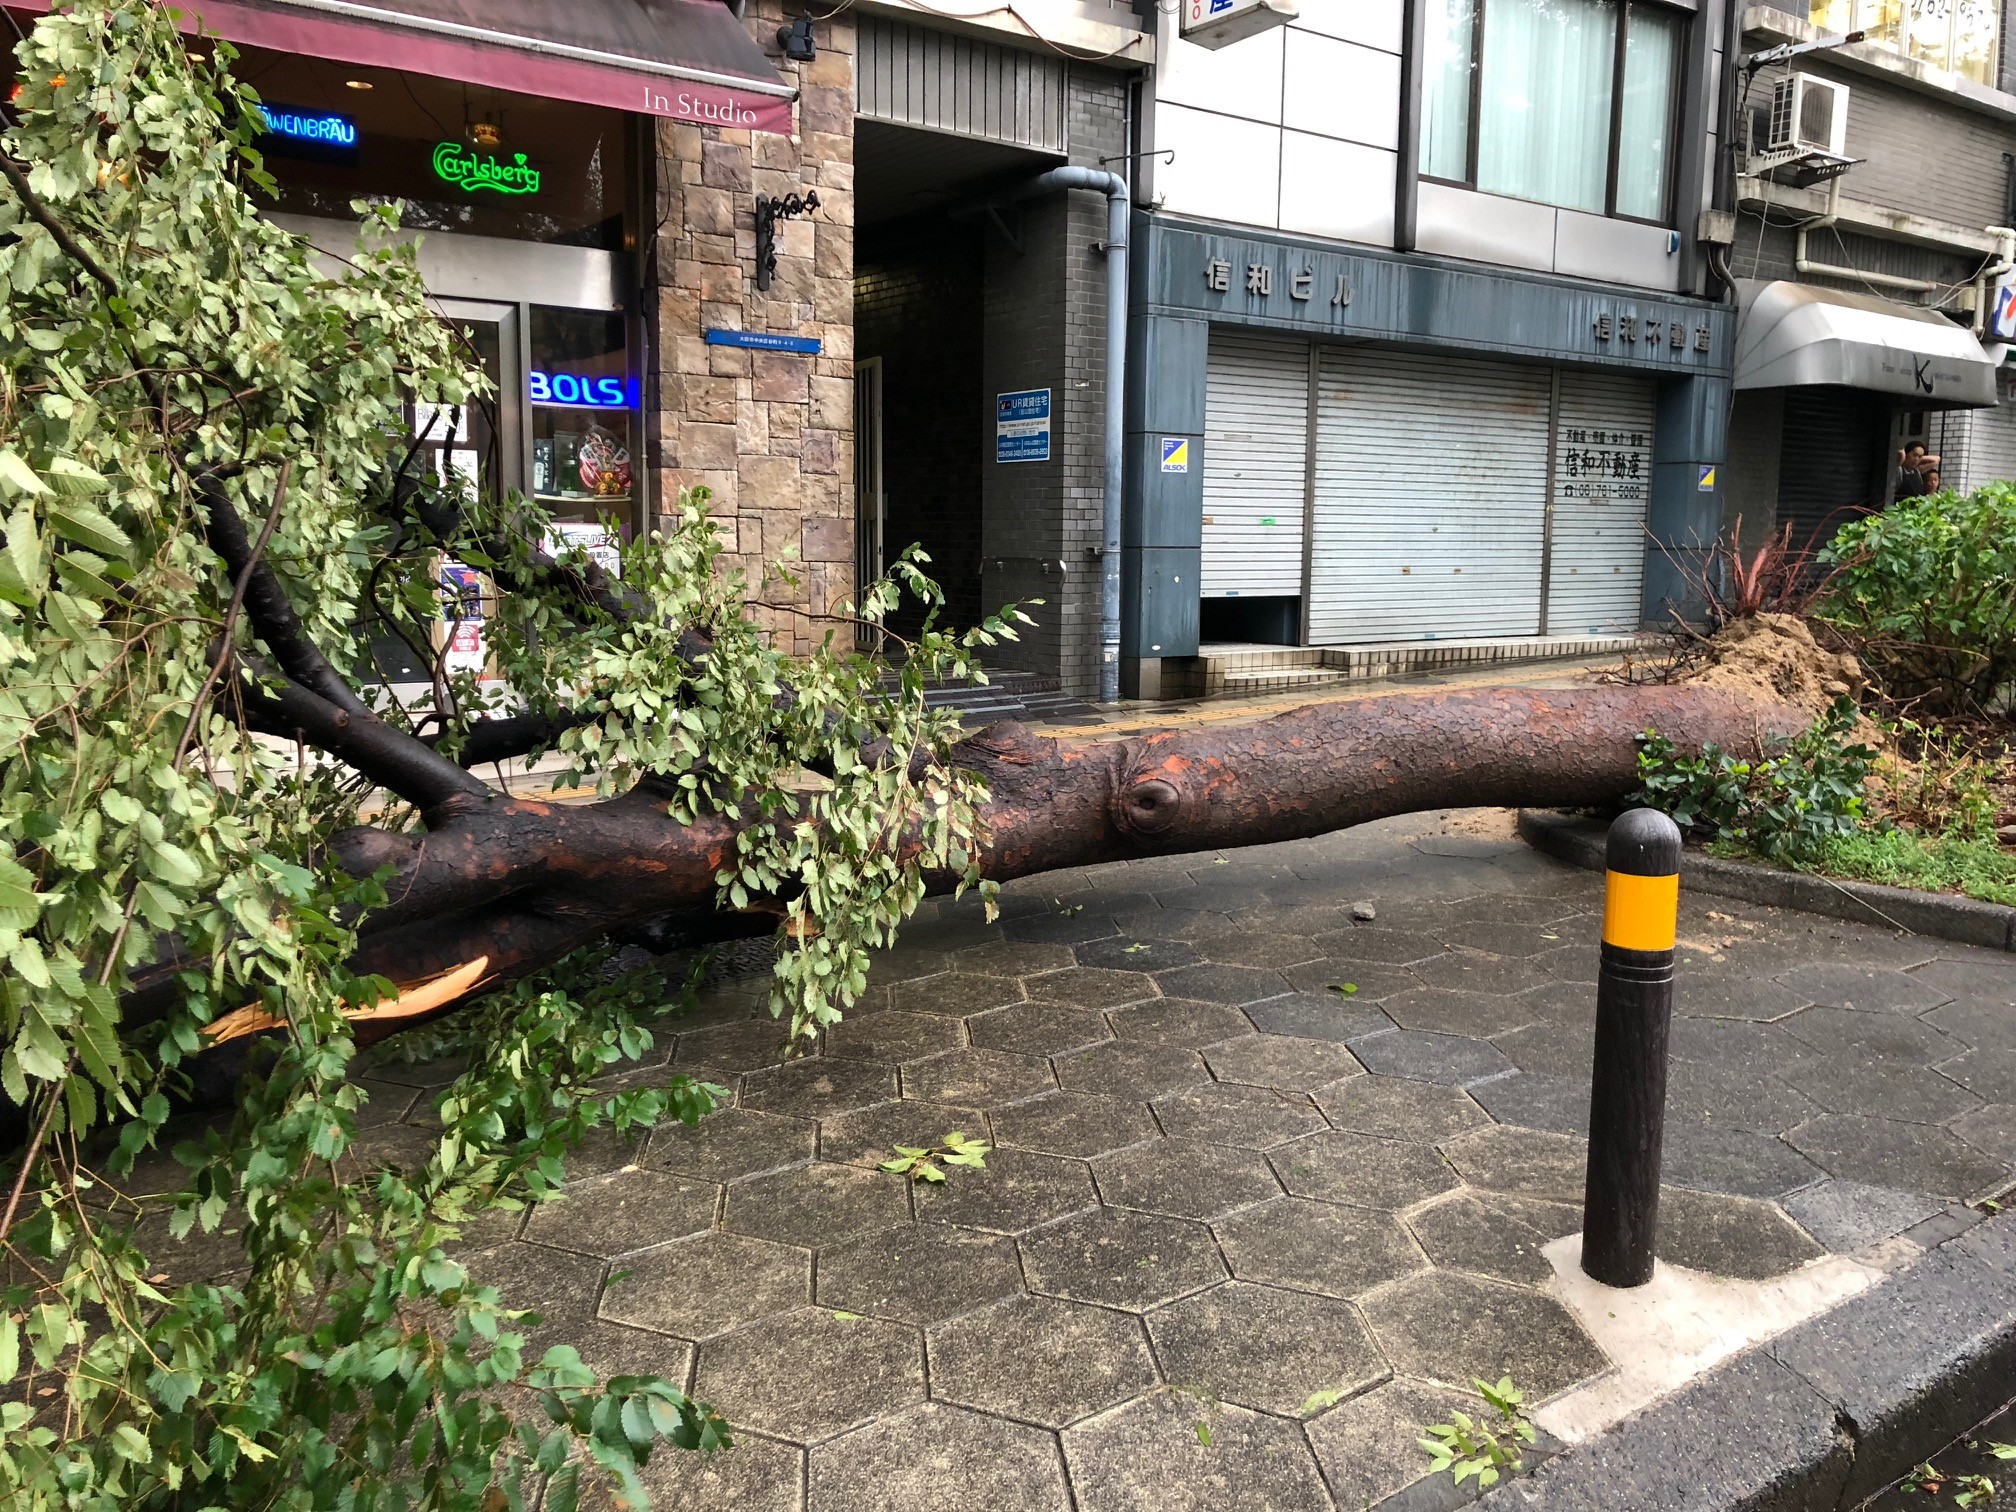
[1011,166,1130,703]
[1794,176,1943,294]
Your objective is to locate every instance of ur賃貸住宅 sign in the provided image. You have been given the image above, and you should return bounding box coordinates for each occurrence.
[432,142,540,196]
[255,104,357,147]
[528,371,638,410]
[996,389,1051,464]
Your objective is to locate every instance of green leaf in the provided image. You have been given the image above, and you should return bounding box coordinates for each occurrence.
[45,501,130,560]
[1194,1421,1212,1446]
[110,1423,152,1463]
[0,448,49,496]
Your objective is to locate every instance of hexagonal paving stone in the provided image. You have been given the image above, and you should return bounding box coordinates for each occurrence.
[1107,998,1255,1048]
[887,973,1028,1018]
[927,1293,1159,1428]
[1151,1081,1329,1149]
[1406,1191,1578,1285]
[598,1231,811,1340]
[1187,929,1326,969]
[819,1100,991,1168]
[824,1011,965,1065]
[1449,921,1572,958]
[723,1162,912,1248]
[1674,973,1812,1022]
[1062,1391,1333,1512]
[1361,1270,1609,1398]
[915,1146,1098,1234]
[1493,1020,1597,1078]
[1938,1049,2016,1104]
[968,1002,1112,1057]
[1023,966,1160,1010]
[1304,1377,1484,1511]
[1019,1207,1227,1311]
[903,1048,1056,1107]
[950,940,1077,978]
[1152,964,1292,1005]
[649,1107,815,1184]
[815,1223,1024,1326]
[807,1403,1069,1512]
[1669,1017,1825,1068]
[1091,1137,1280,1221]
[1269,1130,1460,1210]
[1780,1179,1949,1253]
[1407,952,1558,995]
[1441,893,1590,926]
[1779,1006,1960,1060]
[1787,1114,2014,1201]
[1145,1281,1386,1415]
[1780,1056,1981,1126]
[1213,1196,1426,1299]
[1074,936,1200,973]
[694,1307,925,1444]
[1910,957,2016,1006]
[1660,1121,1826,1201]
[1776,963,1951,1013]
[1244,992,1393,1042]
[521,1169,718,1257]
[1002,911,1122,946]
[1315,1074,1490,1142]
[1202,1034,1363,1092]
[1656,1187,1827,1280]
[1661,1060,1823,1133]
[991,1092,1158,1159]
[1925,1000,2016,1053]
[1280,960,1422,1000]
[1383,986,1545,1038]
[673,1019,805,1074]
[1347,1029,1512,1086]
[741,1059,899,1120]
[1055,1040,1211,1101]
[1953,1103,2016,1163]
[1442,1125,1588,1202]
[1468,1071,1590,1138]
[612,1428,805,1512]
[1310,926,1449,965]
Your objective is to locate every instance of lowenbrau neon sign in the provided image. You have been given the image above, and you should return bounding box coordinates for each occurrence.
[256,105,358,146]
[432,142,540,196]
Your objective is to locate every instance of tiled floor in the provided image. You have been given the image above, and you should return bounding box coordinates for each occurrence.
[361,811,2016,1511]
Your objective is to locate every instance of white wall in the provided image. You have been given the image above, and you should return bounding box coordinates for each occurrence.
[1151,0,1403,248]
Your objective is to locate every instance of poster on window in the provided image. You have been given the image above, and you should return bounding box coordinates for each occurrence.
[545,520,623,580]
[438,560,494,680]
[1553,422,1653,503]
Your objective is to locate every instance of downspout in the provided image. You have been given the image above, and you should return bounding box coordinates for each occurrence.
[1793,176,1943,293]
[1393,0,1423,252]
[1011,166,1131,703]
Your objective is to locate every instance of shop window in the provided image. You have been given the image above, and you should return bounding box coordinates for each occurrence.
[1807,0,1998,84]
[528,307,637,534]
[1420,0,1683,223]
[238,50,628,248]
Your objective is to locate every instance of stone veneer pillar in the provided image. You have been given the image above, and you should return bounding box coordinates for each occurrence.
[651,0,855,653]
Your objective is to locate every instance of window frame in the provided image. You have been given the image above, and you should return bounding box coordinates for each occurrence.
[1421,0,1688,228]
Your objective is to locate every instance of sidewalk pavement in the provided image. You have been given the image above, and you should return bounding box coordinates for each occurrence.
[349,805,2016,1511]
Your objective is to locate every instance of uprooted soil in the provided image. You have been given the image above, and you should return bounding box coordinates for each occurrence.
[1681,614,1865,717]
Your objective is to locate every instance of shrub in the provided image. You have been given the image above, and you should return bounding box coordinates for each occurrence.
[1818,485,2016,714]
[1631,698,1875,861]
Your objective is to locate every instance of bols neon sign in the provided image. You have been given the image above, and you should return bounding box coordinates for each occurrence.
[528,371,636,409]
[431,142,540,196]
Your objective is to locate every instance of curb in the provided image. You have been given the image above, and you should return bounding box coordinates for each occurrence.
[1475,1210,2016,1511]
[1517,809,2016,952]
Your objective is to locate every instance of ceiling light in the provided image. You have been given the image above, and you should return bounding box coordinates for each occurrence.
[344,78,373,91]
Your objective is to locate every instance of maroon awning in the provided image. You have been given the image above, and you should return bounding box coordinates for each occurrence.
[12,0,797,132]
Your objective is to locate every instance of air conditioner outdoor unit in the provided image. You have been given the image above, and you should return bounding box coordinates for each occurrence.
[1767,73,1850,158]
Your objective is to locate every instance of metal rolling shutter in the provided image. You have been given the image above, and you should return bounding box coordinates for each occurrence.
[1307,346,1552,642]
[1777,388,1888,547]
[1545,371,1656,636]
[1202,331,1309,599]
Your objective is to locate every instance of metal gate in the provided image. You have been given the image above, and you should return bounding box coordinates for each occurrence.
[1544,370,1655,636]
[1777,387,1888,548]
[1308,345,1553,642]
[1202,331,1309,600]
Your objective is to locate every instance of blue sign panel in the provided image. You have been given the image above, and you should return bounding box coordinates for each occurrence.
[528,370,637,410]
[996,388,1051,464]
[255,105,358,147]
[705,328,822,355]
[1160,437,1190,473]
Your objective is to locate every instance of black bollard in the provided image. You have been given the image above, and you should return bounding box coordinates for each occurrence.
[1581,807,1683,1288]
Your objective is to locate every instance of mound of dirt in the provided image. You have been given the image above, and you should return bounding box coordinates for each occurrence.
[1685,614,1865,718]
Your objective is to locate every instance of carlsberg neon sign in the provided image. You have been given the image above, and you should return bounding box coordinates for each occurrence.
[431,142,540,197]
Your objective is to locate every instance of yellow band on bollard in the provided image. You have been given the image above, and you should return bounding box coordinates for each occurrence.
[1602,870,1679,952]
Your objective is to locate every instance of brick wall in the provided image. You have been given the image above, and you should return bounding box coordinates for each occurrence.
[855,219,986,635]
[650,0,855,651]
[978,69,1128,694]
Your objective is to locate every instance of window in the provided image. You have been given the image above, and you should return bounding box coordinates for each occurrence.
[1807,0,1998,85]
[1420,0,1683,223]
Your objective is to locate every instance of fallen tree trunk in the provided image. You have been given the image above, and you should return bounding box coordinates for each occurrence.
[229,680,1800,1046]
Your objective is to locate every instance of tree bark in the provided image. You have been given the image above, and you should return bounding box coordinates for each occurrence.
[252,679,1794,1042]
